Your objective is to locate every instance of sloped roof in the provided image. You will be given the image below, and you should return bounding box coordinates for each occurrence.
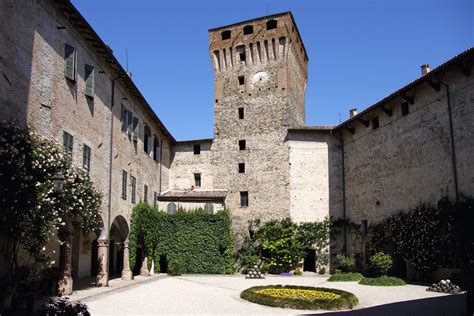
[158,189,228,202]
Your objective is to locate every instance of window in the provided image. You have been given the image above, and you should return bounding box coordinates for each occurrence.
[167,202,177,214]
[266,19,277,30]
[84,64,95,97]
[121,105,132,134]
[236,45,246,62]
[83,144,91,172]
[122,170,127,200]
[238,107,244,119]
[132,117,139,142]
[221,30,231,40]
[144,125,151,154]
[194,144,201,155]
[144,184,148,203]
[194,173,201,187]
[238,163,245,173]
[204,203,214,214]
[243,25,253,35]
[361,220,368,236]
[153,191,157,210]
[401,102,409,116]
[153,136,160,161]
[131,176,136,204]
[64,44,77,81]
[372,117,379,130]
[63,131,74,156]
[240,191,249,207]
[238,75,245,85]
[239,139,246,150]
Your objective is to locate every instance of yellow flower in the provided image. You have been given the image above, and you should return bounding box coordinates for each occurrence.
[255,288,340,301]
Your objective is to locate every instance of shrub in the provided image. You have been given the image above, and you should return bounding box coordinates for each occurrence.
[39,297,90,316]
[241,285,358,310]
[318,267,326,275]
[359,276,405,286]
[294,268,303,276]
[328,272,363,282]
[129,204,235,274]
[168,260,183,276]
[369,252,392,276]
[336,254,356,272]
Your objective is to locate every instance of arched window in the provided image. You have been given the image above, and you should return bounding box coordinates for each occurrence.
[266,19,277,30]
[204,203,214,214]
[167,202,177,214]
[243,25,253,35]
[221,30,231,40]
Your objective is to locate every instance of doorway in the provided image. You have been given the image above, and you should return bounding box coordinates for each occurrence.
[303,249,316,272]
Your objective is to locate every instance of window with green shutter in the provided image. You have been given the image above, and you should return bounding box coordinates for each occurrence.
[127,111,133,137]
[63,131,74,156]
[83,144,91,172]
[122,170,127,200]
[132,117,139,142]
[64,44,77,81]
[144,184,148,203]
[131,175,136,204]
[84,64,95,97]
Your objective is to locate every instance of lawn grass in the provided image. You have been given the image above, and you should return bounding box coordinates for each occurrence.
[241,285,358,310]
[359,276,406,286]
[328,272,364,282]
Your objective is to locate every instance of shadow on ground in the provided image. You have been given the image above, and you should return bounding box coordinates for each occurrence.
[305,293,467,316]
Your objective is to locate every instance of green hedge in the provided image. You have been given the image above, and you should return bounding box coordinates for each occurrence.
[359,276,406,286]
[129,203,235,274]
[241,285,358,310]
[328,272,364,282]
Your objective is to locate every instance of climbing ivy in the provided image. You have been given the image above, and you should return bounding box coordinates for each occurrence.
[129,203,235,274]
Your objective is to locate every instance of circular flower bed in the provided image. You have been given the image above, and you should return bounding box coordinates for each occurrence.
[240,285,358,310]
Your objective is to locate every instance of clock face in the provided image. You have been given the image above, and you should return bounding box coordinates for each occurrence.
[251,71,269,86]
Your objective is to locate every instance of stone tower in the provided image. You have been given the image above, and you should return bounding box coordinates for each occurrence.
[209,12,309,240]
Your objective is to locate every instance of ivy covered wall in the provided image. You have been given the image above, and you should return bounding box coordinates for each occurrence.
[129,203,235,274]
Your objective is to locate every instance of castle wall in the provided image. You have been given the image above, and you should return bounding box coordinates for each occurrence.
[339,64,474,254]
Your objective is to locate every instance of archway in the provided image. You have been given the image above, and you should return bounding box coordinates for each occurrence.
[109,215,132,280]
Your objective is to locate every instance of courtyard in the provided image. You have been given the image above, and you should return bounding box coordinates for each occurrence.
[68,274,464,315]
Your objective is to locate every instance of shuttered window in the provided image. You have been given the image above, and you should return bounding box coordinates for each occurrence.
[153,191,157,210]
[64,44,77,81]
[240,191,249,207]
[122,170,127,200]
[132,117,139,142]
[84,64,95,97]
[83,144,91,172]
[121,105,127,132]
[131,176,137,204]
[127,111,133,137]
[144,184,148,203]
[63,131,74,156]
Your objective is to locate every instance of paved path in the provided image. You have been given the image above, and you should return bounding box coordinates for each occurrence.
[75,274,449,315]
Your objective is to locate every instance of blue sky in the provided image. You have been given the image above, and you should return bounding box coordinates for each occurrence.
[72,0,472,141]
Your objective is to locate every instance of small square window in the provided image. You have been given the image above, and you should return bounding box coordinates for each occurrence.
[194,173,201,187]
[238,163,245,173]
[240,191,248,207]
[239,139,246,150]
[372,117,379,130]
[401,102,409,116]
[238,75,245,85]
[193,144,201,155]
[238,107,244,120]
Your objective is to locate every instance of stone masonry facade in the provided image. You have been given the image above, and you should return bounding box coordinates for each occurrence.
[1,0,473,284]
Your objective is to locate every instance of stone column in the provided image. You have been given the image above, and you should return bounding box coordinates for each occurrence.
[95,239,109,286]
[57,230,73,296]
[121,241,133,280]
[140,250,150,276]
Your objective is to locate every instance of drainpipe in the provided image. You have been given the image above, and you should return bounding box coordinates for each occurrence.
[438,80,459,203]
[330,130,347,255]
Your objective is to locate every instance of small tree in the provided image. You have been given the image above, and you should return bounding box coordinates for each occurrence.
[370,252,392,276]
[336,254,356,272]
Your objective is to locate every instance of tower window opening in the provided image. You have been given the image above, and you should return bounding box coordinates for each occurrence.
[194,144,201,155]
[401,102,409,116]
[238,107,244,119]
[239,139,246,150]
[372,117,379,129]
[236,45,246,62]
[221,30,231,40]
[238,163,245,173]
[243,25,253,35]
[238,75,245,85]
[266,19,277,30]
[240,191,249,207]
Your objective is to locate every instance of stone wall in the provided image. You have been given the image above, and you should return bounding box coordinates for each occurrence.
[339,62,474,254]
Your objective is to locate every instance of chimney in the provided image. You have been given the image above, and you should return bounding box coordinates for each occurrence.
[127,71,133,78]
[421,64,430,76]
[349,108,358,118]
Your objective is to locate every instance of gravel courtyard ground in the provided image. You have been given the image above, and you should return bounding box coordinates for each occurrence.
[71,274,453,315]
